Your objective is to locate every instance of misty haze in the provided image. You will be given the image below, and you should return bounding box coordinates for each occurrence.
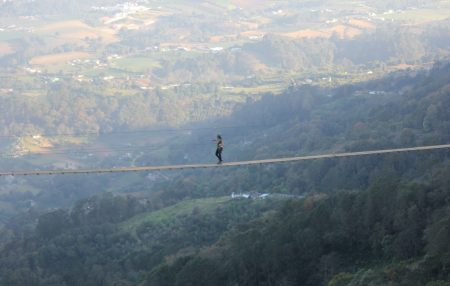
[1,0,450,285]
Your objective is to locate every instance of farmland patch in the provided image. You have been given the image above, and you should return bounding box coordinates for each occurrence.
[30,52,93,65]
[283,25,362,39]
[36,20,117,44]
[0,43,14,56]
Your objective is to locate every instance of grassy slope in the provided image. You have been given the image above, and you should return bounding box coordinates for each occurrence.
[120,196,231,234]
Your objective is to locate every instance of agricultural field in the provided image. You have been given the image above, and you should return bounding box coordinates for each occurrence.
[121,196,231,234]
[35,20,117,41]
[30,52,93,65]
[0,43,13,56]
[111,56,161,73]
[0,31,25,42]
[226,83,286,95]
[382,7,450,24]
[282,25,363,39]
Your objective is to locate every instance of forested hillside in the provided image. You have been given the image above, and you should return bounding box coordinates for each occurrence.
[157,60,450,200]
[148,175,450,286]
[0,62,450,285]
[146,62,450,285]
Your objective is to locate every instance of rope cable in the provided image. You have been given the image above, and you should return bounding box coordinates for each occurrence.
[1,144,448,177]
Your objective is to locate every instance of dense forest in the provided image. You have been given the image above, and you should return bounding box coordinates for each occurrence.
[0,61,450,285]
[0,82,233,136]
[148,175,450,286]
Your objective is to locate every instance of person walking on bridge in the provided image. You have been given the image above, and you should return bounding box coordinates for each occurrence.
[214,135,224,164]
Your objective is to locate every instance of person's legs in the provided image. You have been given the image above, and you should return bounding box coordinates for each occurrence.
[215,148,222,162]
[215,148,220,160]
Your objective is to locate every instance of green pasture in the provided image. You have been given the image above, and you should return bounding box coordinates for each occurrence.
[35,61,85,74]
[0,31,24,41]
[100,87,140,97]
[228,83,285,95]
[120,196,230,233]
[384,8,450,24]
[111,56,161,73]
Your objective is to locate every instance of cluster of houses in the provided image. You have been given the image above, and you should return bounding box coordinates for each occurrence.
[231,192,304,200]
[92,2,152,15]
[0,23,32,33]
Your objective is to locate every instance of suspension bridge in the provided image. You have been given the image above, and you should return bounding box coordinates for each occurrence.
[0,144,449,177]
